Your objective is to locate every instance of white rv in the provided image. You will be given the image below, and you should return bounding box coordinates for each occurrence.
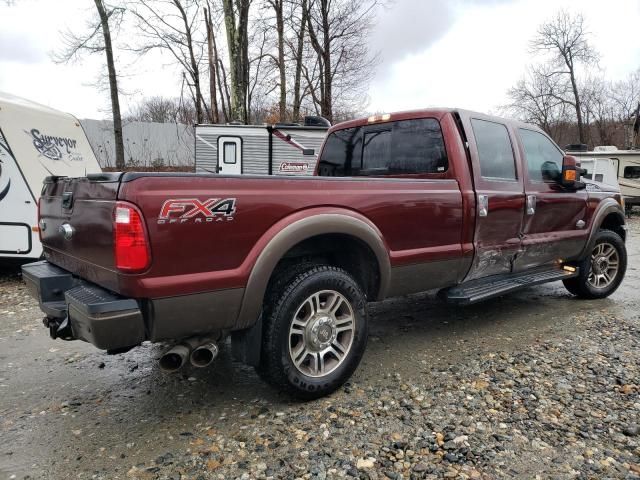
[195,119,329,176]
[570,146,640,209]
[0,92,101,260]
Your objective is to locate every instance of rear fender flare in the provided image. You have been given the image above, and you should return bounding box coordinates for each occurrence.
[235,211,390,330]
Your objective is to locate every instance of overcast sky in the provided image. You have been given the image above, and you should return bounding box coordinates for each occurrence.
[0,0,639,120]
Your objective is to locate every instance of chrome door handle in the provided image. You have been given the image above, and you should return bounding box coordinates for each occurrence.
[478,194,489,217]
[526,195,536,215]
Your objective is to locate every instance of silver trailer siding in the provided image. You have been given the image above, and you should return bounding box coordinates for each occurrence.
[195,124,327,176]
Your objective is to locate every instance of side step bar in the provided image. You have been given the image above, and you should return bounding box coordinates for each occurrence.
[442,266,579,305]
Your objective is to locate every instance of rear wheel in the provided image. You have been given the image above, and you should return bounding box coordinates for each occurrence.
[257,265,368,399]
[563,230,627,299]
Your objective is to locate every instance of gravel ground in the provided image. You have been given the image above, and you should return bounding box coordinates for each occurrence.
[1,217,639,480]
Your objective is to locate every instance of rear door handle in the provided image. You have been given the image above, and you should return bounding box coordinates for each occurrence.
[478,194,489,217]
[526,195,536,215]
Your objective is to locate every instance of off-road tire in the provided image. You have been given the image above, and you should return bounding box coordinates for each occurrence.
[257,265,368,399]
[563,229,627,299]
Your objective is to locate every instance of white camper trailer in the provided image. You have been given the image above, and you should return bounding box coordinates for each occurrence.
[0,92,101,260]
[578,157,619,188]
[569,146,640,209]
[195,119,329,176]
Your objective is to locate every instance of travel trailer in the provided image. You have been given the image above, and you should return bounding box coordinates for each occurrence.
[578,157,619,188]
[195,118,329,176]
[568,146,640,209]
[0,92,101,260]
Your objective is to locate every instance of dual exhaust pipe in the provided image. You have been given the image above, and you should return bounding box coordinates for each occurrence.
[159,337,220,372]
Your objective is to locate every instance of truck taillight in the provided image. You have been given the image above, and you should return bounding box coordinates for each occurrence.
[114,202,151,272]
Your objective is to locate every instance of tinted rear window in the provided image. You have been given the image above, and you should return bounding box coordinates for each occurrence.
[318,118,448,177]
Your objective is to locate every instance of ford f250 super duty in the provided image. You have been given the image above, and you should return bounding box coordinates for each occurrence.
[22,109,628,398]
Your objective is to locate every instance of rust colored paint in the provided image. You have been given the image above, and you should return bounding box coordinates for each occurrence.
[37,108,625,313]
[116,174,465,298]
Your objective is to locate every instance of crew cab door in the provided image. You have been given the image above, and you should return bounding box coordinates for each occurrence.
[514,128,588,270]
[463,117,525,280]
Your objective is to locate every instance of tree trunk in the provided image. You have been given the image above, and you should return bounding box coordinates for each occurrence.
[292,0,307,121]
[273,0,286,121]
[205,6,219,123]
[222,0,251,124]
[569,67,584,144]
[217,59,230,122]
[306,0,333,123]
[320,0,332,122]
[174,0,204,124]
[94,0,125,170]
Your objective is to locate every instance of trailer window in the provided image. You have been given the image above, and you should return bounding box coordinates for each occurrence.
[223,142,237,164]
[624,166,640,179]
[317,118,448,177]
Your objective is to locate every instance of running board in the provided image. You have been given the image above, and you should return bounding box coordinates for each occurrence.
[443,267,579,305]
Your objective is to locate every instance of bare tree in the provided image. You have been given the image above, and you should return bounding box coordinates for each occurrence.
[222,0,252,123]
[204,2,221,123]
[55,1,126,169]
[611,69,640,122]
[263,0,287,120]
[505,65,571,138]
[126,96,179,123]
[247,23,278,122]
[530,10,599,143]
[285,0,309,121]
[304,0,379,123]
[129,0,206,124]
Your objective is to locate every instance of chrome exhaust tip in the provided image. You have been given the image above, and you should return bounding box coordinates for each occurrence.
[190,342,219,368]
[159,344,191,372]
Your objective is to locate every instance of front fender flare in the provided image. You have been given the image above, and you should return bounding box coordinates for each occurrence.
[578,198,626,259]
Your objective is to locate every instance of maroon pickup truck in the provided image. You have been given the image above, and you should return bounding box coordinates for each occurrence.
[23,109,627,398]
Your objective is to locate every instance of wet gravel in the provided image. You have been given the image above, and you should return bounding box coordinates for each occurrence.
[0,217,639,479]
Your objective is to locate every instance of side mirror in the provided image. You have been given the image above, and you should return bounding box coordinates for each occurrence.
[302,148,315,156]
[560,155,586,190]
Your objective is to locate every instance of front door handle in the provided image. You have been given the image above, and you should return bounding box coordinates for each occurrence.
[478,194,489,217]
[526,195,536,215]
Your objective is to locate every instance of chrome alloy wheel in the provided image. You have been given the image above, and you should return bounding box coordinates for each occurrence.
[288,290,355,378]
[588,242,620,289]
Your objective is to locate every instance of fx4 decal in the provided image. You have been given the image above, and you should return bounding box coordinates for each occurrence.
[158,198,236,224]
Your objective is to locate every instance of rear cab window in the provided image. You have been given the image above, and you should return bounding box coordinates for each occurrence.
[317,118,448,177]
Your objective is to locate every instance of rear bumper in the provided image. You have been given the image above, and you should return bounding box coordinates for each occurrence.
[22,260,247,350]
[22,261,145,350]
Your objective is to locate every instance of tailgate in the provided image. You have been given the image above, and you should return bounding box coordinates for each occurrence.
[40,173,123,291]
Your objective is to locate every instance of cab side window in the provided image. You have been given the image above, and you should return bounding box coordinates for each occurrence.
[317,127,363,176]
[519,128,563,183]
[471,119,517,180]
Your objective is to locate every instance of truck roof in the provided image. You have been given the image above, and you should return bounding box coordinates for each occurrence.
[328,108,536,133]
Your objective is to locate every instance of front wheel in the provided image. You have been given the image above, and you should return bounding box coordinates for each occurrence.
[258,265,368,399]
[563,230,627,299]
